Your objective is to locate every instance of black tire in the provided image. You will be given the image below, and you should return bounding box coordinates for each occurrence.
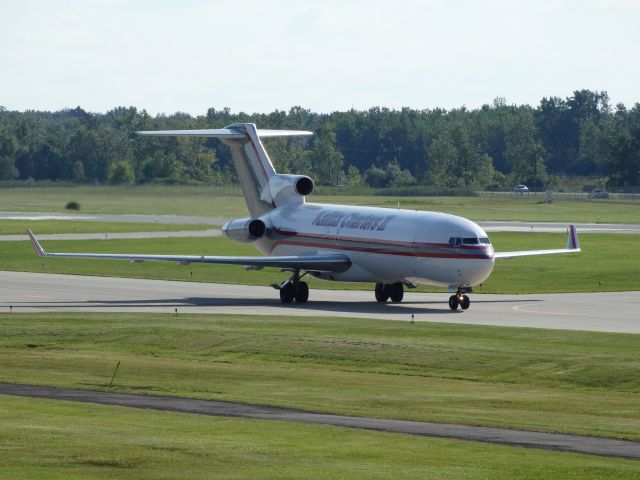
[460,295,470,310]
[390,283,404,303]
[448,295,459,311]
[280,283,295,303]
[375,283,389,303]
[295,281,309,303]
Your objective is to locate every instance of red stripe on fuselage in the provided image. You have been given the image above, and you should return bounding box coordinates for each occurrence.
[267,230,493,259]
[270,239,492,259]
[270,228,491,254]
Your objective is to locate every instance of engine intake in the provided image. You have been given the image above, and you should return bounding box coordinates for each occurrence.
[295,176,314,196]
[222,218,266,243]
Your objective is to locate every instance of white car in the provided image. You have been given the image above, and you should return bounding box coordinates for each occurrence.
[514,184,529,193]
[588,189,609,199]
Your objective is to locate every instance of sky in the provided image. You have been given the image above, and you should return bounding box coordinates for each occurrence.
[1,0,639,116]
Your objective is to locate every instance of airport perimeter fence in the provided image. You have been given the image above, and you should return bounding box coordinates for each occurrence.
[477,191,640,201]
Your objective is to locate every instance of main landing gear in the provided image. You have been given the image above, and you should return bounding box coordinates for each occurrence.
[274,270,309,304]
[374,283,404,303]
[449,287,471,311]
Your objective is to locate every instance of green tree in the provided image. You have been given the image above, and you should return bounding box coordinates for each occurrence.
[308,124,344,185]
[426,123,495,189]
[504,109,547,189]
[605,105,640,188]
[344,165,362,186]
[0,126,19,180]
[108,160,135,184]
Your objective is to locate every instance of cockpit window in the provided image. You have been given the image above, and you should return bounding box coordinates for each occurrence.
[449,236,491,246]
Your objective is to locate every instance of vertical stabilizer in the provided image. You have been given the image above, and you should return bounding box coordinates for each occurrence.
[137,123,313,217]
[221,123,277,216]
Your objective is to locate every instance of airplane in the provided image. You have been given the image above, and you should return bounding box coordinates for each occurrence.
[27,123,581,310]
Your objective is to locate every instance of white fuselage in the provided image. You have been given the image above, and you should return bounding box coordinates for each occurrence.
[252,203,495,288]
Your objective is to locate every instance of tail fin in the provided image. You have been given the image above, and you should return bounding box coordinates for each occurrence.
[137,123,312,217]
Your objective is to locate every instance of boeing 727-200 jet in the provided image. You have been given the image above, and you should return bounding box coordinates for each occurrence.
[27,123,580,310]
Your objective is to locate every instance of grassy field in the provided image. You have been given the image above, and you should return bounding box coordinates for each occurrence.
[2,313,640,443]
[2,185,640,223]
[1,231,637,293]
[3,395,638,480]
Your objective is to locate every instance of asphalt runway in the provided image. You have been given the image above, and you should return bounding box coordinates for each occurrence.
[2,382,639,460]
[1,271,639,333]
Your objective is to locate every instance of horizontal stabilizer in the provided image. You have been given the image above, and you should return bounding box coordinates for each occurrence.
[136,126,313,138]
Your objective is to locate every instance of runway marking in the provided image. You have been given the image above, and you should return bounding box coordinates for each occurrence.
[1,382,639,460]
[512,305,583,317]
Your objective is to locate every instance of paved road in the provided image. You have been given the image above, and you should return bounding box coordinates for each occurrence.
[1,382,638,460]
[0,229,222,241]
[479,221,640,234]
[1,271,639,333]
[2,211,639,234]
[0,211,224,225]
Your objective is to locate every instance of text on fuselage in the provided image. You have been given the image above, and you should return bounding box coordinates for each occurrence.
[312,211,396,231]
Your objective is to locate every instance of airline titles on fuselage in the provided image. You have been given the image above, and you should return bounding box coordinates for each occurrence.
[312,211,396,232]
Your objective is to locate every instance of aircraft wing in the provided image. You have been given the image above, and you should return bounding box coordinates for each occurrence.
[493,225,581,259]
[26,230,351,273]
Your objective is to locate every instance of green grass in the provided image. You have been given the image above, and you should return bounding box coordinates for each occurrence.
[0,220,210,235]
[2,313,640,442]
[2,185,639,223]
[1,232,638,293]
[2,395,638,480]
[0,185,245,217]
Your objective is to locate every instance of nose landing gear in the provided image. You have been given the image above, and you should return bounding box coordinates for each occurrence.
[449,287,471,311]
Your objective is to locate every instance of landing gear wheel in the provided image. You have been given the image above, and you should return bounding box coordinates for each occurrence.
[390,283,404,303]
[375,283,389,303]
[294,281,309,303]
[460,295,470,310]
[448,295,459,311]
[280,283,295,303]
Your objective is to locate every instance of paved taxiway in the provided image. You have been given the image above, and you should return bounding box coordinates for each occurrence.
[2,211,639,234]
[2,383,639,460]
[1,271,638,333]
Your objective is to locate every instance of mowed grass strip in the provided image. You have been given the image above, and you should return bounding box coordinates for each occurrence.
[0,232,637,293]
[2,185,639,223]
[0,220,210,235]
[1,313,640,441]
[2,396,638,480]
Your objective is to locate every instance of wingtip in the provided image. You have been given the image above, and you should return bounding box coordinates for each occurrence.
[567,224,580,251]
[26,229,46,257]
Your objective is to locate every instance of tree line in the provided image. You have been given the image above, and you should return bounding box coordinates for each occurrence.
[1,90,638,191]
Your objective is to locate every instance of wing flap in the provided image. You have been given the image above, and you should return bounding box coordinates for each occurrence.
[26,230,350,273]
